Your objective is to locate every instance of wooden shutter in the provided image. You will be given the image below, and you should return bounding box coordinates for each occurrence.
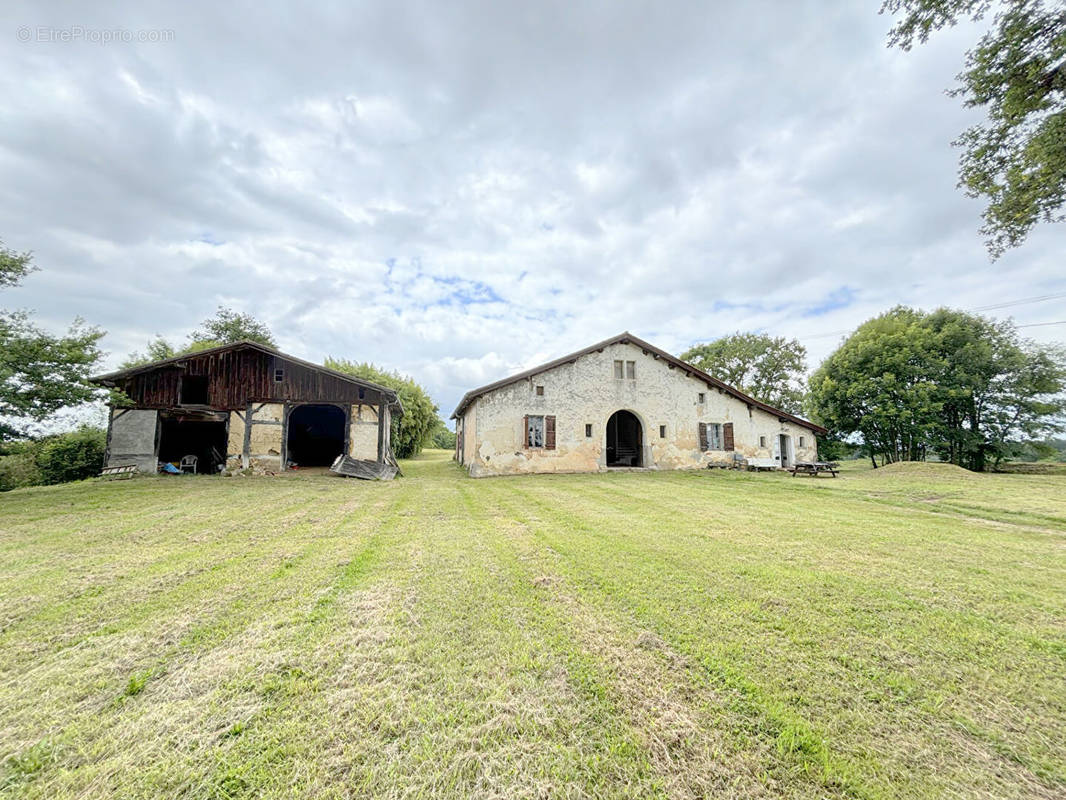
[523,415,529,448]
[545,416,556,450]
[723,422,734,451]
[698,422,708,451]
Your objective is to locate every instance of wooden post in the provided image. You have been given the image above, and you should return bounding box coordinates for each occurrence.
[376,403,386,463]
[242,402,252,469]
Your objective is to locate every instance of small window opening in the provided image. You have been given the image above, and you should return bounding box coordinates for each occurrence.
[613,360,624,379]
[698,392,705,404]
[659,425,666,438]
[274,368,284,382]
[535,385,544,396]
[179,375,209,405]
[358,387,365,400]
[759,435,767,448]
[626,360,636,379]
[527,415,545,448]
[585,423,593,438]
[799,436,806,448]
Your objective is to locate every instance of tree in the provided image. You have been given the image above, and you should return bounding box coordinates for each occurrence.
[680,333,808,413]
[809,306,1066,469]
[188,306,276,349]
[122,307,276,368]
[882,0,1066,256]
[323,359,441,459]
[0,243,104,441]
[430,420,457,450]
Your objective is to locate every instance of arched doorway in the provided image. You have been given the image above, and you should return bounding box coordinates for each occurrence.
[606,410,643,467]
[286,404,346,467]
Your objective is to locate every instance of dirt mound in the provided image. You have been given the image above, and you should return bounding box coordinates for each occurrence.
[874,461,977,478]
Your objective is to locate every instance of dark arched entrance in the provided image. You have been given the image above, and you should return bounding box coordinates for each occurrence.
[606,410,643,467]
[286,404,346,467]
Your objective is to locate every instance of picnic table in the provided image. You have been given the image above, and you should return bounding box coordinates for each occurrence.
[790,461,839,477]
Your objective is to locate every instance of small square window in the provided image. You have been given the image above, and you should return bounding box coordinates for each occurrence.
[698,393,705,404]
[274,368,284,382]
[626,360,636,379]
[659,425,666,438]
[613,360,624,379]
[759,435,767,448]
[535,385,544,396]
[585,423,593,438]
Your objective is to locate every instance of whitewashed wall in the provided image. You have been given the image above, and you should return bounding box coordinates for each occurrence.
[458,341,818,476]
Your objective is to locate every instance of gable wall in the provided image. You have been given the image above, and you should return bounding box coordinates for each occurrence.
[461,341,817,476]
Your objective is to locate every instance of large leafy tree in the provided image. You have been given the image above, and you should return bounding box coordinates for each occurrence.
[0,242,104,441]
[680,332,808,413]
[809,306,1066,469]
[882,0,1066,256]
[324,358,440,459]
[122,306,276,368]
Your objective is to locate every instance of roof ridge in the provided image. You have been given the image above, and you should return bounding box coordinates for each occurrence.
[450,332,825,434]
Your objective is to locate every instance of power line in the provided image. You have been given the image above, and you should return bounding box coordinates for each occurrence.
[972,292,1066,309]
[796,292,1066,341]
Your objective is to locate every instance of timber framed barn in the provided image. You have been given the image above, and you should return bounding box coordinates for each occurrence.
[91,341,402,474]
[452,332,826,477]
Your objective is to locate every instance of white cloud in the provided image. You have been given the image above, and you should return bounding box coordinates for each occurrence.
[0,0,1062,427]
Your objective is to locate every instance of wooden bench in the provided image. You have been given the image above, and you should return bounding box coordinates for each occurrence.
[746,457,780,472]
[790,461,839,477]
[99,464,138,480]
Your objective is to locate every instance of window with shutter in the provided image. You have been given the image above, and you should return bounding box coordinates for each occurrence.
[698,422,708,451]
[545,416,556,450]
[526,415,546,448]
[625,360,636,379]
[723,422,734,451]
[613,360,624,379]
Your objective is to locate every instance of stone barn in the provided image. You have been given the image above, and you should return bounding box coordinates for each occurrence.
[92,341,402,474]
[452,332,826,477]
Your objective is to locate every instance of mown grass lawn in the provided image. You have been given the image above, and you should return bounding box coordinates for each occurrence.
[1,452,1064,799]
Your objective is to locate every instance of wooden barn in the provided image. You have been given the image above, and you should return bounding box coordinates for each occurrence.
[91,341,403,474]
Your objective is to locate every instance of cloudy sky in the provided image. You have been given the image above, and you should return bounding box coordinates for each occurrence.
[2,1,1064,423]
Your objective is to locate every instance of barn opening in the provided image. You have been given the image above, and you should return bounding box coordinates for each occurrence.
[287,404,346,467]
[157,412,227,474]
[606,410,642,467]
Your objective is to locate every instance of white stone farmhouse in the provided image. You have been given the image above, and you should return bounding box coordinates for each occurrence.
[452,332,825,477]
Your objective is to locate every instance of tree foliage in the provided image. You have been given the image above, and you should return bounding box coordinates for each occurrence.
[188,306,277,350]
[882,0,1066,256]
[430,421,457,450]
[0,243,104,441]
[122,307,276,368]
[809,306,1066,470]
[0,426,107,491]
[680,332,808,413]
[323,358,441,459]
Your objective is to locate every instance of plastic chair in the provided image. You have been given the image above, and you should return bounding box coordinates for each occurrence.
[180,455,198,474]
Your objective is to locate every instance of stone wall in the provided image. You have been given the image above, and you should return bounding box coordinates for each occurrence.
[460,341,818,477]
[106,408,158,472]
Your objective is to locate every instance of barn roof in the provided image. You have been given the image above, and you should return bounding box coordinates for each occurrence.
[91,340,403,413]
[450,331,826,434]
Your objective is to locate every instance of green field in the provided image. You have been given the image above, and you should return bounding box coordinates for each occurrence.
[1,452,1064,799]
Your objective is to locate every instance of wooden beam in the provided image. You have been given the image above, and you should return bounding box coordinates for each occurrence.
[377,403,386,463]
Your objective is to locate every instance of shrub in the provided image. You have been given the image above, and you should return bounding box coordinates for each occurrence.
[0,447,42,491]
[35,427,106,485]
